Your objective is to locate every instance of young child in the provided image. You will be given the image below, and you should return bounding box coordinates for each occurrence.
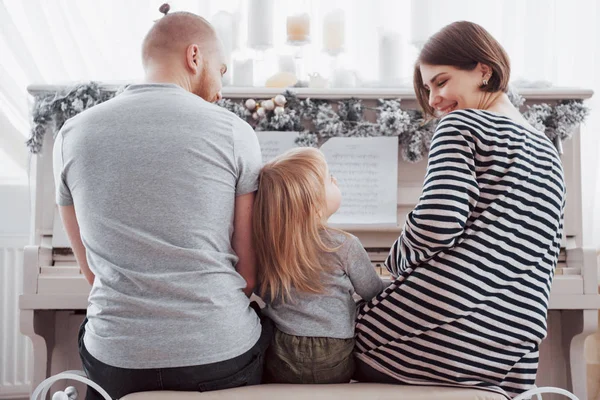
[253,147,384,384]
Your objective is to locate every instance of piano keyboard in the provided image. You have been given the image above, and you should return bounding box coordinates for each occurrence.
[41,247,574,290]
[368,247,573,279]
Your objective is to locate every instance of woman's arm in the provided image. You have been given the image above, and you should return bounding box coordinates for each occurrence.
[385,119,480,277]
[346,236,385,301]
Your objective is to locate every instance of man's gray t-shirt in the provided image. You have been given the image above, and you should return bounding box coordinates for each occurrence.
[262,229,384,338]
[52,83,262,368]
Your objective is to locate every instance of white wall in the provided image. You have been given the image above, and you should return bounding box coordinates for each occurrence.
[0,183,30,239]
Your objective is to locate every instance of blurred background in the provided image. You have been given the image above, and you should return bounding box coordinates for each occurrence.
[2,0,599,242]
[1,1,599,398]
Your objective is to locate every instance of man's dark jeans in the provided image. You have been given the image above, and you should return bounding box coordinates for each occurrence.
[79,309,273,399]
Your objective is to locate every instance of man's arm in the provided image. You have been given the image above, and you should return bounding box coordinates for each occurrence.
[232,192,257,297]
[59,205,94,286]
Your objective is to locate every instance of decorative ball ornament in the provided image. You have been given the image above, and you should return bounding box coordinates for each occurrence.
[245,99,256,111]
[274,106,285,115]
[262,99,275,111]
[252,112,259,120]
[52,386,78,400]
[274,94,287,106]
[256,107,266,117]
[65,386,78,400]
[52,391,69,400]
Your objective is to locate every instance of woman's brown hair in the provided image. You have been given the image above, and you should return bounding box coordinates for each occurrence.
[414,21,511,118]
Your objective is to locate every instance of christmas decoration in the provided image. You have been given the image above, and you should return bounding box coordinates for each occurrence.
[27,82,590,162]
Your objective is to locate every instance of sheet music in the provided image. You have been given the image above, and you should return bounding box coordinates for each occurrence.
[321,137,398,226]
[255,131,299,164]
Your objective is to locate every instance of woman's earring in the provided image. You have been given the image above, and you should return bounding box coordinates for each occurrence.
[482,78,489,86]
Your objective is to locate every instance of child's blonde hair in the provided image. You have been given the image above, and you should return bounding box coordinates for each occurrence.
[253,147,338,303]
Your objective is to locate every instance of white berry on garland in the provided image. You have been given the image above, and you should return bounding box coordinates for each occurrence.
[262,99,275,111]
[245,98,256,111]
[274,106,285,115]
[274,94,287,106]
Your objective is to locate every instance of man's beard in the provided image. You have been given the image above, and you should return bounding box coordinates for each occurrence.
[192,73,217,103]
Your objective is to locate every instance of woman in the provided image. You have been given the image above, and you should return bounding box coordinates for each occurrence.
[354,21,565,399]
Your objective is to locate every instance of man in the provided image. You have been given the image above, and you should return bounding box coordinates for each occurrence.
[53,11,269,399]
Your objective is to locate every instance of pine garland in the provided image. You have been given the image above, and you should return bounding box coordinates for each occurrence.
[27,82,115,153]
[27,82,590,162]
[215,98,250,121]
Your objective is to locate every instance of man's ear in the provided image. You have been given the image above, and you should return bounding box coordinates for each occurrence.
[186,44,202,74]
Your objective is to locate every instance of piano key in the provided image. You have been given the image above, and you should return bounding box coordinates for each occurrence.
[40,266,80,275]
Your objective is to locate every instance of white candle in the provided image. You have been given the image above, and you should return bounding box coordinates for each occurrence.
[212,12,234,52]
[332,69,356,88]
[323,9,345,55]
[233,59,254,87]
[278,55,296,74]
[411,0,433,48]
[231,11,241,51]
[379,31,402,85]
[248,0,274,50]
[309,72,328,88]
[287,13,310,44]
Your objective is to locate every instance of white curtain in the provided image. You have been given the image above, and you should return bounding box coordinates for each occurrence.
[1,0,599,244]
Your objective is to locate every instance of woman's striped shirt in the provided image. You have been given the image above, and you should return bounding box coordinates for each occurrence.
[355,109,566,398]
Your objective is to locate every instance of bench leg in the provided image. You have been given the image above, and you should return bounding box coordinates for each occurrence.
[562,309,598,400]
[20,309,56,396]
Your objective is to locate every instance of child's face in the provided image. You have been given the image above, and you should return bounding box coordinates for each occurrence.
[324,166,341,219]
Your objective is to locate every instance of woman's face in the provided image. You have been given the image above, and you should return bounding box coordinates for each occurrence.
[420,63,490,117]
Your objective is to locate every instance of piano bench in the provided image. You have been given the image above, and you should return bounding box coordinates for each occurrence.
[120,384,507,400]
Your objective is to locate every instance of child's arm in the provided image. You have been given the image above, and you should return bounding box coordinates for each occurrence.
[345,236,385,301]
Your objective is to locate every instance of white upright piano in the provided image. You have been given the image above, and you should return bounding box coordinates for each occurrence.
[20,86,599,399]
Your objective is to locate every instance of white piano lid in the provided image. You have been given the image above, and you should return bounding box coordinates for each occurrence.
[27,84,594,100]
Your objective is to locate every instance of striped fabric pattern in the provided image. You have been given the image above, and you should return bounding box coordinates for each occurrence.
[355,109,566,398]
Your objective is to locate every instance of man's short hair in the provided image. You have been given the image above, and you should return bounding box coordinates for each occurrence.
[142,12,218,66]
